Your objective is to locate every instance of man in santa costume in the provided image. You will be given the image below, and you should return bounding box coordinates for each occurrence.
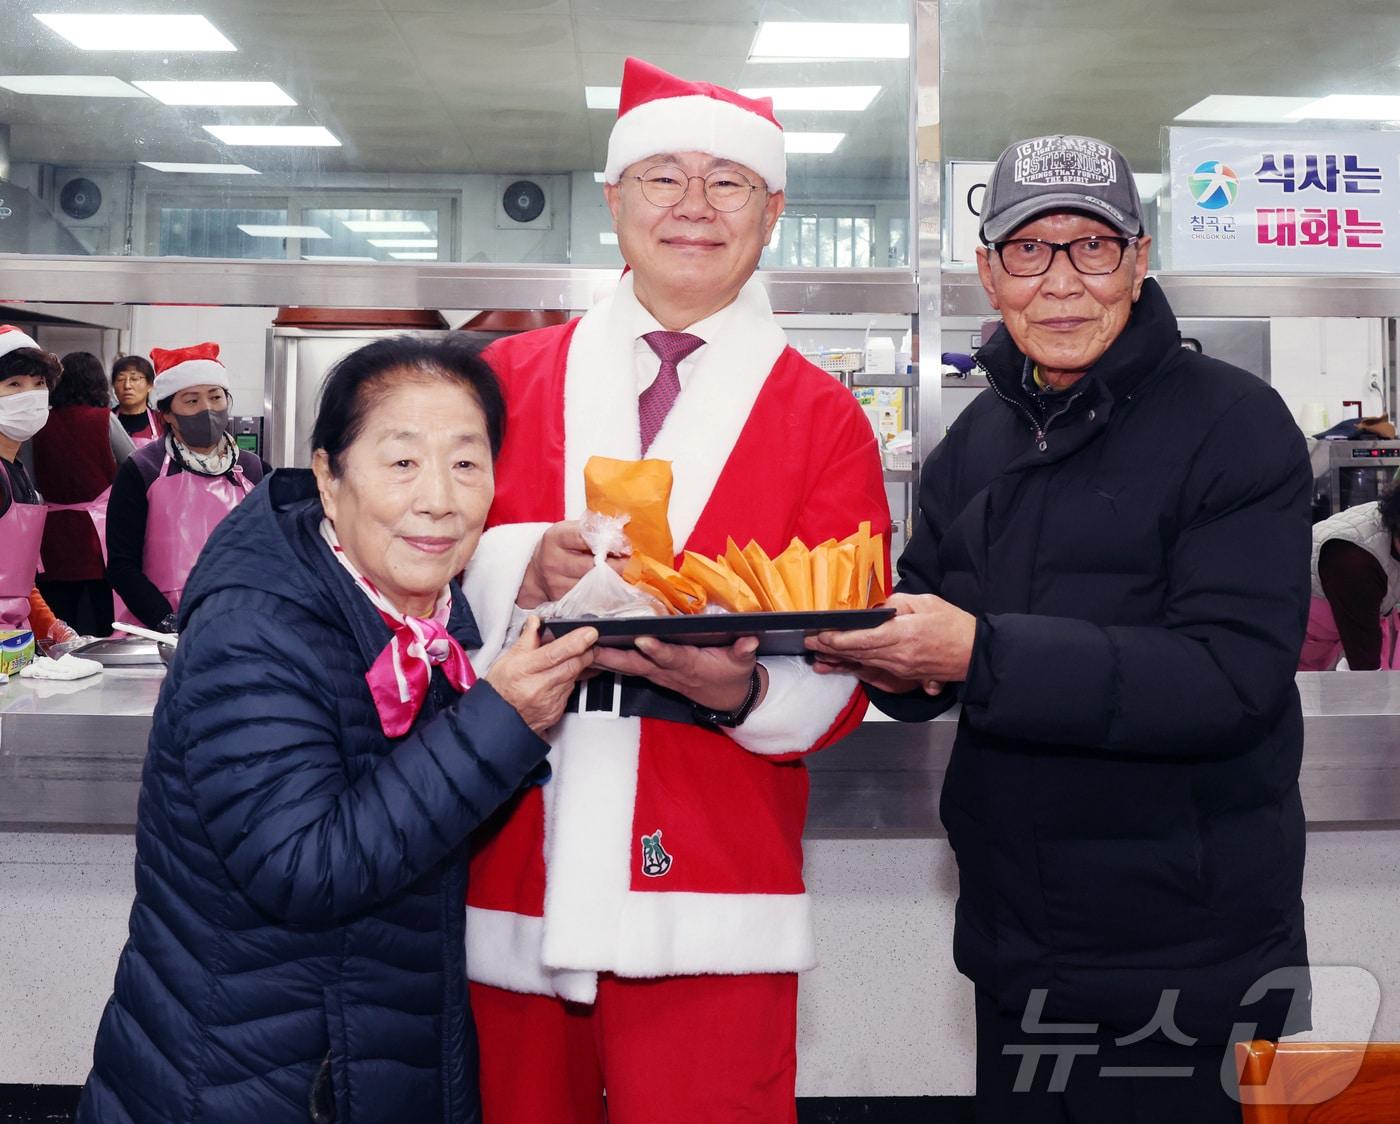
[462,57,890,1124]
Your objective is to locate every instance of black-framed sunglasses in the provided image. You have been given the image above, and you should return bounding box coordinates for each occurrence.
[626,165,762,212]
[992,235,1139,277]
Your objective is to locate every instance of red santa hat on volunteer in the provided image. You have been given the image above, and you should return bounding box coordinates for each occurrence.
[0,325,42,361]
[151,342,230,402]
[603,57,786,193]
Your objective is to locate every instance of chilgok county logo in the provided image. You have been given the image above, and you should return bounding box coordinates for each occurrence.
[1189,161,1239,210]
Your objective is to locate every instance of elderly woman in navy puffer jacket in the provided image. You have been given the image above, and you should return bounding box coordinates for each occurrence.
[75,336,597,1124]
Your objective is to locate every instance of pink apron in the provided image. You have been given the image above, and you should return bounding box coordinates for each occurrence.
[114,449,252,624]
[1298,596,1400,670]
[0,496,45,631]
[128,408,161,450]
[46,487,129,626]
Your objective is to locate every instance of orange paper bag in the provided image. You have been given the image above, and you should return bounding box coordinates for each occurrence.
[774,538,814,611]
[830,542,858,609]
[724,538,775,611]
[626,553,707,615]
[809,538,838,609]
[839,521,886,608]
[680,551,763,613]
[742,540,796,612]
[584,456,675,564]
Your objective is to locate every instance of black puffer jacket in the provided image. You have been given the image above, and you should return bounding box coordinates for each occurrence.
[877,279,1312,1042]
[77,470,548,1123]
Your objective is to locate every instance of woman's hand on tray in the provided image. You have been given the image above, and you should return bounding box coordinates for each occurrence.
[486,615,599,735]
[592,633,768,713]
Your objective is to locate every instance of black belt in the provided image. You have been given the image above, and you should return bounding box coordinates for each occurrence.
[567,672,698,724]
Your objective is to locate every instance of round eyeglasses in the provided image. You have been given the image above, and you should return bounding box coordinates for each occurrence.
[993,235,1139,277]
[626,165,762,212]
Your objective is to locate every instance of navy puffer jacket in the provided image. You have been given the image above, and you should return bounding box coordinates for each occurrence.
[76,469,548,1124]
[875,279,1313,1043]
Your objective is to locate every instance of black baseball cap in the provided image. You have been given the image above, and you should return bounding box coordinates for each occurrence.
[980,134,1143,243]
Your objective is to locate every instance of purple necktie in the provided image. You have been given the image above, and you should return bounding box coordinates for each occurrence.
[639,330,704,454]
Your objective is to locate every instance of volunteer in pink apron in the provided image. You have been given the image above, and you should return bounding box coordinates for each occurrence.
[1299,486,1400,670]
[111,354,163,448]
[0,328,78,648]
[106,343,268,633]
[33,352,128,637]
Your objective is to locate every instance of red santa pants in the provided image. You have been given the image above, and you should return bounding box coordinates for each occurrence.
[471,972,798,1124]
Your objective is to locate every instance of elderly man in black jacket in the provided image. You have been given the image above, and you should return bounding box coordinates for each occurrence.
[811,134,1312,1123]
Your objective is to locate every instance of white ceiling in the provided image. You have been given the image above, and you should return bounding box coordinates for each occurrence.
[0,0,909,187]
[940,0,1400,170]
[3,0,1395,194]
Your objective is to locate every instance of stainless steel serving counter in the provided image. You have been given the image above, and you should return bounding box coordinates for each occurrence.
[2,668,1398,834]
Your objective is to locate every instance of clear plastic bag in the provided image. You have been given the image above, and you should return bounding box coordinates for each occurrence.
[536,511,666,620]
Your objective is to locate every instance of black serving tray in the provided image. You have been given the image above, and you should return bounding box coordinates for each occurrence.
[542,607,895,656]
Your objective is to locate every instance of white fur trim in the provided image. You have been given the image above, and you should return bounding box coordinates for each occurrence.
[730,657,860,756]
[468,892,815,989]
[538,710,643,969]
[605,94,787,192]
[563,274,786,552]
[151,359,229,402]
[561,287,642,520]
[613,890,815,977]
[466,908,599,1003]
[0,328,40,359]
[461,522,550,667]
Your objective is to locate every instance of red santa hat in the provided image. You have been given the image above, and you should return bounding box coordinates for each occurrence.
[0,325,42,361]
[603,57,786,193]
[151,342,229,402]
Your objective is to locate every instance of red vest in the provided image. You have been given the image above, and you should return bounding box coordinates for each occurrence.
[33,406,116,582]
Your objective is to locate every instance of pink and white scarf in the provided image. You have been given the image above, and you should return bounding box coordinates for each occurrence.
[320,519,477,737]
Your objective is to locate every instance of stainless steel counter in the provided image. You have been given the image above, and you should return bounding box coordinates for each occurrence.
[3,669,1398,834]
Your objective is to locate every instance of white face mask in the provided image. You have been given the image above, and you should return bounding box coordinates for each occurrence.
[0,389,50,442]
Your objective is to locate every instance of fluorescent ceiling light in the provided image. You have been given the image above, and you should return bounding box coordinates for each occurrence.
[237,224,330,239]
[784,132,844,154]
[368,238,438,248]
[599,233,619,245]
[302,254,375,262]
[133,80,294,107]
[1287,94,1400,120]
[205,125,340,146]
[749,22,909,61]
[1174,95,1313,123]
[739,86,881,111]
[585,86,620,110]
[0,75,146,98]
[140,161,260,175]
[34,13,236,52]
[389,251,439,260]
[593,172,607,183]
[341,219,431,233]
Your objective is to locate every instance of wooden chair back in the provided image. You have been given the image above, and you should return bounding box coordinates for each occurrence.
[1236,1039,1400,1122]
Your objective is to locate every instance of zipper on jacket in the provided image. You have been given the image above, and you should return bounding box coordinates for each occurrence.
[976,358,1048,451]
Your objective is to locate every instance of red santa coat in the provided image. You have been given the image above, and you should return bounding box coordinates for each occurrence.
[463,276,890,1003]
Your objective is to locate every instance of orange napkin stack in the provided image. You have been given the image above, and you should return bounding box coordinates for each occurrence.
[583,456,885,617]
[674,527,886,615]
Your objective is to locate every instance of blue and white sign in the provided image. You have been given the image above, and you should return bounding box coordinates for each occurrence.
[1168,127,1397,271]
